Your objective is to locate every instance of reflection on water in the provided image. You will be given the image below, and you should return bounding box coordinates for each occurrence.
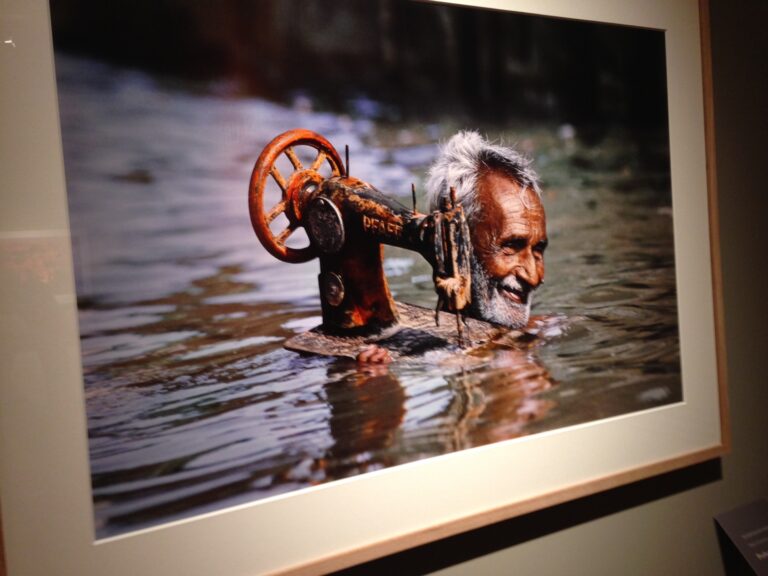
[56,55,680,537]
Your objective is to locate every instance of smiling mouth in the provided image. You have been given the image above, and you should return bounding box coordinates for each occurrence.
[499,283,528,305]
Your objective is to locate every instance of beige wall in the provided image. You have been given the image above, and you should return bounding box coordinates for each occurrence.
[0,2,763,574]
[336,1,768,574]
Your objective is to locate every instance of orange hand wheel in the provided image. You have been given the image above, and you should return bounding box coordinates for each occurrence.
[248,129,345,263]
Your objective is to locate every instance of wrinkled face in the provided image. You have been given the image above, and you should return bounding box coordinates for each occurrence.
[469,171,547,328]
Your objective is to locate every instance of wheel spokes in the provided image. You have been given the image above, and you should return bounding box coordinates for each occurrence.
[275,223,296,246]
[251,130,345,262]
[266,200,286,224]
[270,165,288,191]
[285,147,303,170]
[310,150,327,172]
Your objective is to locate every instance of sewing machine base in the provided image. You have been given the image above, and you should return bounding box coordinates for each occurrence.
[285,301,503,360]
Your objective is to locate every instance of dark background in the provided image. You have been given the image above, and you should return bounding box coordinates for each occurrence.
[50,0,668,140]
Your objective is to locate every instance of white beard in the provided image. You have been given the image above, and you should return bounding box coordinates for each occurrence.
[469,253,532,328]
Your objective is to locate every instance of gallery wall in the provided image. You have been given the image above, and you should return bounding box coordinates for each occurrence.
[334,0,768,574]
[0,2,762,575]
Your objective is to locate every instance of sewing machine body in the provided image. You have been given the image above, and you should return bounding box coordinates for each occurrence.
[249,129,475,351]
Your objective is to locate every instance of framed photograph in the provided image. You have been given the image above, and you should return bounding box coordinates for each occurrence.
[0,0,727,574]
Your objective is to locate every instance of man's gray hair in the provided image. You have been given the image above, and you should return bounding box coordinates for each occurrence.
[425,131,540,221]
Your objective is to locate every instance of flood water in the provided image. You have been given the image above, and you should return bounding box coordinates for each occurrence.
[55,55,681,537]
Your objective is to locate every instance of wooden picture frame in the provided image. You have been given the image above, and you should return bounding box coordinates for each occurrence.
[0,0,727,574]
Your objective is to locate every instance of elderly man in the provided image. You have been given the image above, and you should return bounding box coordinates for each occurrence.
[426,131,548,329]
[357,132,547,363]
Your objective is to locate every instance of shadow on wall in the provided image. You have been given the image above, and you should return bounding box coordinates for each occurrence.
[331,459,723,575]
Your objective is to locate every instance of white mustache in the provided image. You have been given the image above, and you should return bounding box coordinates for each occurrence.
[497,276,524,293]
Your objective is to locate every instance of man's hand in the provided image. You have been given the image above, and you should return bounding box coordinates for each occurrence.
[356,345,392,364]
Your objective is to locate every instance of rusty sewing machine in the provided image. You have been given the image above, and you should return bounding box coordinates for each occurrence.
[249,129,494,358]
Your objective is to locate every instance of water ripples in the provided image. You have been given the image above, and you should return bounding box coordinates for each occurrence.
[56,54,680,536]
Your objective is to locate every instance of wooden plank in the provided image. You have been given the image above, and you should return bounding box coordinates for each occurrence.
[284,301,505,359]
[699,0,731,453]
